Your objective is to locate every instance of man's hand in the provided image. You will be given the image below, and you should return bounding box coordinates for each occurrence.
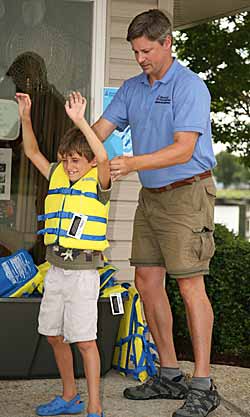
[65,91,87,126]
[15,93,32,121]
[110,155,134,180]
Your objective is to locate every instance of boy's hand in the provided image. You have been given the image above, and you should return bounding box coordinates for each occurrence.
[65,91,87,126]
[15,93,32,121]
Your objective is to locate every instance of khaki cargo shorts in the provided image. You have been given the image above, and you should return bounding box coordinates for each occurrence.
[130,177,216,279]
[38,265,100,342]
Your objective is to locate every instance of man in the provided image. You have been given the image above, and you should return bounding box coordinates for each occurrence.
[92,9,220,417]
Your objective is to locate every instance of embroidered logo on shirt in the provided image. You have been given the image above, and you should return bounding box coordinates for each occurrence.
[155,95,171,104]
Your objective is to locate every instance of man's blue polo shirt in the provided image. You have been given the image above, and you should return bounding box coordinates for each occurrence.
[103,59,216,188]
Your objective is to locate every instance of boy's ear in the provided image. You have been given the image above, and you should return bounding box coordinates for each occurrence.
[91,156,97,167]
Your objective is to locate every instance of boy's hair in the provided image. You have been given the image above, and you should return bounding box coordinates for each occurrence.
[58,127,94,162]
[126,9,172,45]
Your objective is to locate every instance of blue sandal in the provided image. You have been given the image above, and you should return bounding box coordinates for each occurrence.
[36,393,84,416]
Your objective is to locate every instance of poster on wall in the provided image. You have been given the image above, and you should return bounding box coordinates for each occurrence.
[103,87,133,160]
[0,100,20,141]
[0,148,12,200]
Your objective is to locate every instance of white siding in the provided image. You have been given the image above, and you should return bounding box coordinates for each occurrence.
[104,0,172,282]
[105,172,141,282]
[105,0,158,282]
[106,0,158,86]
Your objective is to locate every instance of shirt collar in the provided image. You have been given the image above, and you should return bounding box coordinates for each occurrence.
[140,58,180,86]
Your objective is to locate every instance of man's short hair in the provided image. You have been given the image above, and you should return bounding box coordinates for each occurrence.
[127,9,172,45]
[58,127,94,162]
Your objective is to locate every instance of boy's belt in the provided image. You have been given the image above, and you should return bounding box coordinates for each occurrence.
[144,170,212,193]
[51,245,101,261]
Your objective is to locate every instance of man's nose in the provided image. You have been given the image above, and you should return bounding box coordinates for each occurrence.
[137,53,145,64]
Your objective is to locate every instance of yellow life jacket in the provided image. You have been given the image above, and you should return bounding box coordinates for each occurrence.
[38,163,110,251]
[112,286,158,382]
[98,263,118,291]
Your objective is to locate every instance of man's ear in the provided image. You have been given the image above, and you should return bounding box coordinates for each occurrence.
[91,156,97,167]
[163,35,172,51]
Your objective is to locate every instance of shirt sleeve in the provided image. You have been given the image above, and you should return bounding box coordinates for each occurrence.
[102,83,129,131]
[173,76,211,135]
[97,180,112,205]
[47,162,59,181]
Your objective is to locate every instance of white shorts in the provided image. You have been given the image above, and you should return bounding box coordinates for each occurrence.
[38,265,100,343]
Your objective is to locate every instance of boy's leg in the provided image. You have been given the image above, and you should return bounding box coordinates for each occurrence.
[37,267,84,415]
[47,336,78,400]
[77,340,102,415]
[63,269,101,413]
[60,269,102,414]
[38,267,78,400]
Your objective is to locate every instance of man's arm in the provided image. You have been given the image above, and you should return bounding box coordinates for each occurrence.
[15,93,50,179]
[110,131,199,180]
[65,92,113,190]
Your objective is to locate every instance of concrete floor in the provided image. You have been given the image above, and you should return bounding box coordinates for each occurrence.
[0,361,249,417]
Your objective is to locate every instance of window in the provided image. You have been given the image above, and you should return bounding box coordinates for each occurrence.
[0,0,105,263]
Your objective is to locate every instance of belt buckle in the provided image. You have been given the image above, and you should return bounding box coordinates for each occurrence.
[61,248,74,261]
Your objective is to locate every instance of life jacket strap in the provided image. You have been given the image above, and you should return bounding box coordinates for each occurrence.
[38,211,107,224]
[47,187,97,199]
[114,330,157,379]
[37,228,106,241]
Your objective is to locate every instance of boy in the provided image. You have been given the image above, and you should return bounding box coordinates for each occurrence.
[16,91,109,417]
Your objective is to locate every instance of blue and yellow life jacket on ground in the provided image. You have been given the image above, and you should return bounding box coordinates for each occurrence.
[112,286,158,382]
[38,164,110,251]
[0,249,48,298]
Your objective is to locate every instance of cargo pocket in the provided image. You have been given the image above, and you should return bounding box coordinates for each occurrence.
[203,183,216,231]
[204,183,216,211]
[205,183,217,200]
[193,227,215,261]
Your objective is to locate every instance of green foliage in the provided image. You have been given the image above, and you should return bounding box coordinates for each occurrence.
[214,151,250,187]
[175,13,250,166]
[167,224,250,363]
[216,189,250,199]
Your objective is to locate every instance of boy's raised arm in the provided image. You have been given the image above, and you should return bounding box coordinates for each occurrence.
[15,93,50,179]
[65,91,111,190]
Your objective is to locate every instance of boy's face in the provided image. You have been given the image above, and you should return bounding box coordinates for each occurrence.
[60,152,92,182]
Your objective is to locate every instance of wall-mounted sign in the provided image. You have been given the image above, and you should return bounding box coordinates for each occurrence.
[103,87,133,160]
[0,148,12,200]
[0,99,20,141]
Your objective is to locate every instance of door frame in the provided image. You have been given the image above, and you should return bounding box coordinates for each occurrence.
[90,0,107,123]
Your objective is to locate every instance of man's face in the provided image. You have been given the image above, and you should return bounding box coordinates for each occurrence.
[131,35,172,81]
[60,152,92,182]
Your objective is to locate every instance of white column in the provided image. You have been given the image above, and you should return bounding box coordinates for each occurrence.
[158,0,174,23]
[90,0,107,124]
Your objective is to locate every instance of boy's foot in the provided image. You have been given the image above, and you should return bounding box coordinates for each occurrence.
[172,381,220,417]
[36,393,84,416]
[123,374,189,400]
